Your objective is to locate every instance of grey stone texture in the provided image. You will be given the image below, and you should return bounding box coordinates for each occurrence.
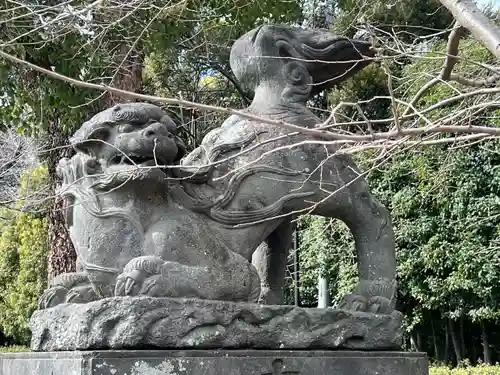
[30,297,403,351]
[32,23,402,351]
[0,350,429,375]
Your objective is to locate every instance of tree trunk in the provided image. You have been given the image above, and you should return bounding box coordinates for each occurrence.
[460,315,466,360]
[481,320,491,364]
[293,230,300,306]
[47,117,76,280]
[410,330,422,352]
[472,340,477,365]
[101,43,143,106]
[417,331,423,353]
[431,317,440,360]
[449,319,463,363]
[444,317,450,364]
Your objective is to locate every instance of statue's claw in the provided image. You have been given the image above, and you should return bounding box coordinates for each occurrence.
[339,280,396,315]
[339,293,368,312]
[38,284,99,309]
[115,273,134,296]
[38,286,68,309]
[115,256,172,297]
[37,271,96,309]
[118,269,145,295]
[367,296,392,314]
[65,285,99,304]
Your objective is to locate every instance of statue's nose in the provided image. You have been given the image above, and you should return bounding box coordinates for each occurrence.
[142,123,173,140]
[143,128,157,139]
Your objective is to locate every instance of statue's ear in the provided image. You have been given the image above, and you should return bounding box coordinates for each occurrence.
[307,38,374,95]
[161,109,184,133]
[159,110,187,163]
[160,115,178,134]
[174,136,187,163]
[71,123,112,156]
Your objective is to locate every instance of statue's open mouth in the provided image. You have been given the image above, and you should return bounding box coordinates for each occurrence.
[109,153,161,167]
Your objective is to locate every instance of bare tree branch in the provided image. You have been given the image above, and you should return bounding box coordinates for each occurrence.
[438,0,500,60]
[404,22,466,118]
[2,48,500,147]
[0,129,47,212]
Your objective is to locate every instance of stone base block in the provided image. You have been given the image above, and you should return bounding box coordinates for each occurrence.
[0,350,428,375]
[29,297,403,351]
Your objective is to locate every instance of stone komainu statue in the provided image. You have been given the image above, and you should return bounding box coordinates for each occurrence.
[41,25,397,316]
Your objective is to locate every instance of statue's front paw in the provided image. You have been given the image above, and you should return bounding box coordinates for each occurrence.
[115,256,171,297]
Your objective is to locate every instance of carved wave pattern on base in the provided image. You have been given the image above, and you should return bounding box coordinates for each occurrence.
[30,297,403,351]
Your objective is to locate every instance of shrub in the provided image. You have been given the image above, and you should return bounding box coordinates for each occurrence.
[431,365,500,375]
[0,345,30,352]
[0,165,49,345]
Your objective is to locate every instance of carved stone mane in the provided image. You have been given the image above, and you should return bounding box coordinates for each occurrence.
[56,154,146,236]
[170,131,315,226]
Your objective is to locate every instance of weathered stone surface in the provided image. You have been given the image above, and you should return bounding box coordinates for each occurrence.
[0,350,428,375]
[30,24,403,354]
[30,297,403,351]
[37,24,399,324]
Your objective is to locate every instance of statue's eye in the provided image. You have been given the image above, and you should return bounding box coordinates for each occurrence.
[118,124,135,133]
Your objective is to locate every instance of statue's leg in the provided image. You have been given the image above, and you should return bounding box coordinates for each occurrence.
[310,161,397,314]
[252,220,295,305]
[114,251,261,303]
[336,191,397,313]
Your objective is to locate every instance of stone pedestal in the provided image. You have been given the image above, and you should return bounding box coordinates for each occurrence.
[29,297,403,351]
[0,350,428,375]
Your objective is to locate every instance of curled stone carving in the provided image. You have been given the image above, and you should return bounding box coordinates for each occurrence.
[280,61,312,103]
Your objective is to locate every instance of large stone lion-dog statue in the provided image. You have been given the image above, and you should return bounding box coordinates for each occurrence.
[39,24,397,315]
